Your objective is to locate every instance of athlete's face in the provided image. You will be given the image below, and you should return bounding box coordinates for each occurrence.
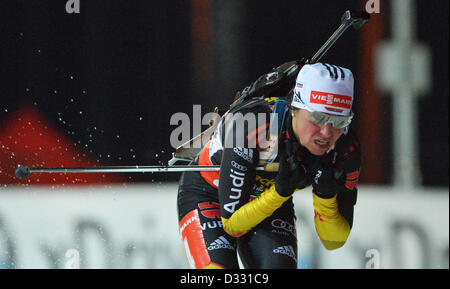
[291,109,345,156]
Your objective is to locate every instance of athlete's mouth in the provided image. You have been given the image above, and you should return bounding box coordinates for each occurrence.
[314,139,330,147]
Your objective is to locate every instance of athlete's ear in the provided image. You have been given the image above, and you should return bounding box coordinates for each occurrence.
[291,108,298,118]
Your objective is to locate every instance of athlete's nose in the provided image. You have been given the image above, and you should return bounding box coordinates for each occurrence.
[319,123,333,138]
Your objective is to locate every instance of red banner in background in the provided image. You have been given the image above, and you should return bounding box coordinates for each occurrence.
[0,106,125,185]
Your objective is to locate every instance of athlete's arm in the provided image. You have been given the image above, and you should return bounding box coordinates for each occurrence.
[311,192,353,250]
[218,146,293,237]
[309,131,361,250]
[219,111,309,237]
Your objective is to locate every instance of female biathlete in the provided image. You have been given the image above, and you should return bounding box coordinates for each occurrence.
[177,62,362,269]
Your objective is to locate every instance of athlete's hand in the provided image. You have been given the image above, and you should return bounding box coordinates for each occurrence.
[334,130,361,192]
[275,133,308,197]
[309,157,345,198]
[309,131,361,198]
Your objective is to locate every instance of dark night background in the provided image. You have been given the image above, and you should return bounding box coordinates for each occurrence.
[0,0,448,186]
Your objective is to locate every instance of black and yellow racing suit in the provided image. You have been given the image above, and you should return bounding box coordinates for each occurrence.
[177,96,358,269]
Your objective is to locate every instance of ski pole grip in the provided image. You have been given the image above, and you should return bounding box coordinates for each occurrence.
[341,10,370,29]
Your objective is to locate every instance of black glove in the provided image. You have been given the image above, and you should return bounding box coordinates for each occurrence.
[334,130,361,191]
[309,131,362,199]
[275,133,309,197]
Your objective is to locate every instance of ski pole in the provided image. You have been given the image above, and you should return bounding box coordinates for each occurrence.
[14,163,280,180]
